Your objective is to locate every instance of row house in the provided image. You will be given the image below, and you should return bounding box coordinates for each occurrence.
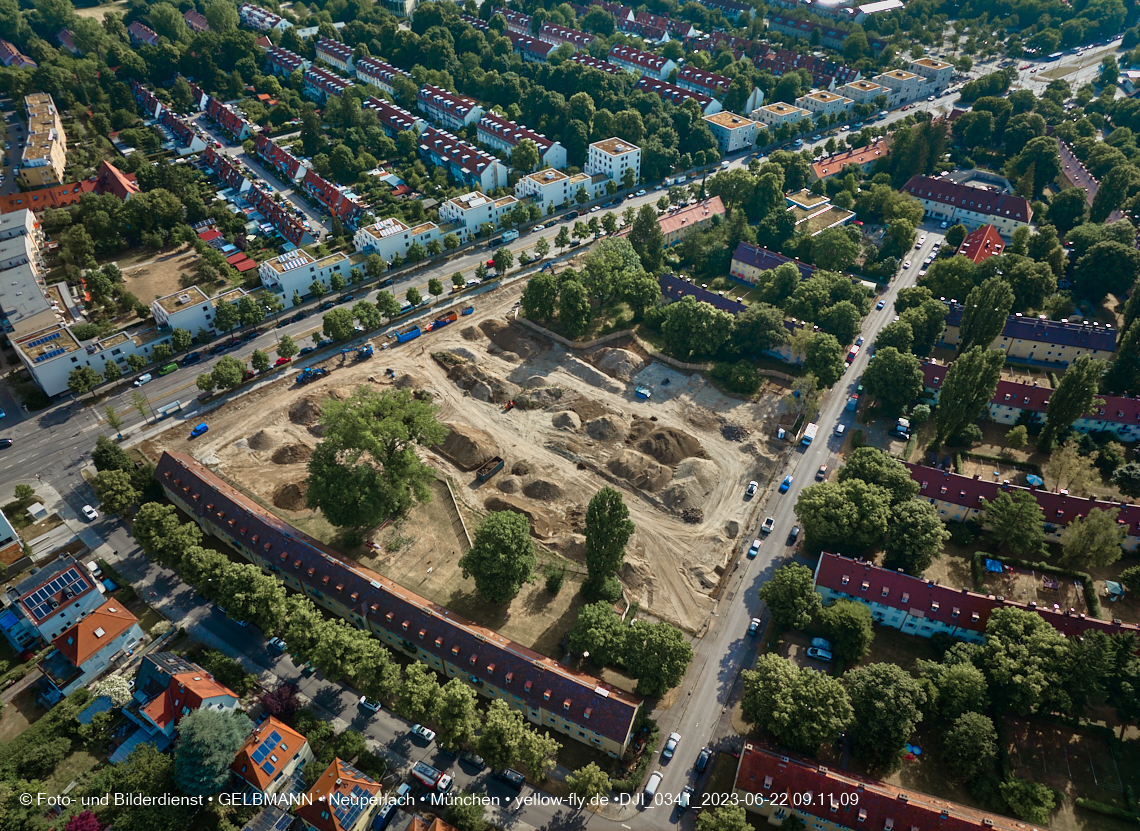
[353,216,446,261]
[703,112,758,154]
[248,183,314,247]
[678,66,763,112]
[239,3,293,31]
[254,133,308,184]
[418,127,508,192]
[645,196,725,245]
[303,66,353,103]
[477,112,566,169]
[920,361,1140,443]
[504,30,556,62]
[837,78,886,105]
[621,18,668,42]
[636,77,721,115]
[231,717,313,796]
[643,11,697,38]
[315,36,354,72]
[363,96,425,138]
[56,28,80,55]
[298,759,382,831]
[902,175,1032,236]
[204,146,251,194]
[184,9,211,32]
[265,45,310,77]
[756,48,860,90]
[154,451,643,758]
[585,137,641,185]
[699,0,755,20]
[258,249,352,307]
[515,168,609,213]
[766,14,863,49]
[794,89,853,121]
[42,600,144,695]
[438,191,519,238]
[417,84,484,131]
[353,57,410,95]
[206,97,254,140]
[494,7,533,34]
[0,38,37,68]
[730,240,814,283]
[131,80,163,119]
[185,78,209,110]
[872,68,924,106]
[956,223,1005,264]
[684,31,757,61]
[301,168,364,226]
[607,44,676,80]
[751,101,811,129]
[809,136,889,182]
[159,110,208,155]
[128,22,159,46]
[569,53,624,75]
[460,12,489,31]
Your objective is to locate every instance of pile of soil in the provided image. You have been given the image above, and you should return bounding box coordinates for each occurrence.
[660,458,719,511]
[289,397,323,427]
[248,429,280,451]
[272,444,313,465]
[523,478,563,501]
[273,482,308,511]
[594,347,645,381]
[510,460,532,476]
[483,494,560,538]
[519,386,563,409]
[480,319,540,360]
[607,449,673,493]
[552,411,581,431]
[449,347,479,362]
[627,416,656,444]
[636,427,707,467]
[497,477,519,493]
[563,357,623,394]
[394,373,425,390]
[461,326,482,341]
[585,414,629,442]
[436,422,502,471]
[446,361,521,404]
[328,387,353,401]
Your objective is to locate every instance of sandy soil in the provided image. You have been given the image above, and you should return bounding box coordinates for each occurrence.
[74,0,127,18]
[119,245,197,304]
[149,285,785,631]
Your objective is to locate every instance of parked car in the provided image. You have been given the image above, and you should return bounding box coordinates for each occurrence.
[290,312,306,322]
[748,618,761,636]
[662,733,680,758]
[679,786,694,813]
[275,357,292,366]
[132,373,153,387]
[876,300,885,310]
[181,352,202,366]
[747,539,761,559]
[82,505,99,521]
[855,336,864,346]
[779,474,794,492]
[359,697,382,712]
[811,637,832,650]
[817,464,828,480]
[190,423,209,439]
[268,637,287,651]
[745,480,758,497]
[411,724,436,743]
[835,424,846,436]
[694,747,712,772]
[158,363,178,376]
[338,294,354,305]
[299,347,315,356]
[806,647,833,661]
[319,301,335,311]
[761,517,775,534]
[243,329,259,341]
[635,189,647,196]
[788,526,800,544]
[495,769,525,791]
[462,751,487,771]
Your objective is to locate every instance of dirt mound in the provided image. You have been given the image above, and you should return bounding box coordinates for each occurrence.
[273,482,308,511]
[594,347,645,381]
[483,495,560,538]
[660,458,719,511]
[586,414,629,442]
[627,416,656,444]
[523,479,563,501]
[636,428,706,467]
[563,357,623,394]
[447,362,520,404]
[549,533,586,561]
[552,411,581,431]
[394,373,425,390]
[497,477,519,494]
[461,326,482,341]
[289,397,323,427]
[436,422,501,471]
[511,460,532,476]
[328,387,353,401]
[480,319,540,360]
[519,387,562,409]
[272,444,312,465]
[248,429,280,451]
[607,449,673,493]
[449,347,479,362]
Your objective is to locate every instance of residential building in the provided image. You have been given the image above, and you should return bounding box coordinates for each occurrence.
[297,759,382,831]
[460,13,489,31]
[438,191,520,236]
[316,36,354,72]
[909,56,954,90]
[902,175,1033,235]
[418,127,509,192]
[939,304,1119,363]
[766,14,853,48]
[734,742,1034,831]
[254,133,309,184]
[363,96,425,138]
[303,66,353,102]
[637,11,696,39]
[538,22,594,50]
[12,324,87,395]
[247,183,314,247]
[699,0,755,20]
[730,241,814,283]
[150,286,214,335]
[0,209,53,336]
[203,146,251,194]
[872,68,924,106]
[607,45,676,79]
[838,78,886,105]
[636,77,721,115]
[301,168,364,225]
[515,168,607,212]
[477,113,566,170]
[381,0,420,18]
[240,807,295,831]
[127,22,159,46]
[352,216,446,260]
[417,84,484,130]
[632,196,725,246]
[158,110,208,155]
[794,89,853,120]
[0,39,36,68]
[503,30,556,63]
[786,188,855,235]
[702,111,758,154]
[184,10,211,32]
[585,137,641,185]
[920,361,1140,443]
[56,29,80,54]
[265,46,310,77]
[1,556,106,651]
[206,97,254,140]
[19,94,67,188]
[0,209,41,242]
[757,48,860,90]
[569,53,624,75]
[0,170,130,214]
[231,717,313,795]
[239,3,293,31]
[132,79,163,118]
[956,223,1005,264]
[42,600,144,695]
[353,57,410,95]
[1057,140,1100,209]
[621,18,668,42]
[751,101,810,129]
[494,7,533,33]
[678,67,763,112]
[258,249,353,308]
[854,0,905,19]
[809,137,889,181]
[155,451,642,757]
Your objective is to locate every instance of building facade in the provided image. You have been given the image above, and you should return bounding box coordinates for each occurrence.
[902,175,1033,235]
[702,112,758,154]
[150,286,214,335]
[909,56,954,90]
[418,127,508,192]
[938,302,1116,364]
[417,85,484,130]
[231,717,313,795]
[259,249,353,308]
[437,191,519,236]
[730,241,814,283]
[838,79,886,105]
[352,217,446,260]
[363,97,425,138]
[607,45,676,79]
[585,137,641,185]
[751,102,811,129]
[636,77,721,115]
[871,68,924,106]
[353,57,410,95]
[514,168,607,211]
[19,94,67,188]
[476,112,566,170]
[315,36,354,72]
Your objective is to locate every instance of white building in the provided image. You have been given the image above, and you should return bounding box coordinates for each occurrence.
[515,168,609,212]
[607,45,676,80]
[872,69,924,106]
[258,249,353,309]
[837,79,887,105]
[418,127,509,192]
[476,112,566,170]
[417,84,484,131]
[751,102,811,129]
[0,210,53,336]
[437,192,520,238]
[150,286,215,335]
[794,90,853,120]
[354,57,410,96]
[909,57,954,91]
[702,112,758,154]
[238,3,292,31]
[353,217,447,261]
[585,138,641,186]
[315,36,354,73]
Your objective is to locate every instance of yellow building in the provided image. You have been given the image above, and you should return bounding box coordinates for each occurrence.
[19,94,67,188]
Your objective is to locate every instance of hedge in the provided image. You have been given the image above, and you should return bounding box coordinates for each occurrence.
[611,709,661,793]
[960,451,1042,475]
[1075,798,1140,822]
[970,553,1102,619]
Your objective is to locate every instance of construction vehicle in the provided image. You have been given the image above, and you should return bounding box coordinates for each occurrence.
[395,325,421,344]
[434,311,458,329]
[295,366,330,385]
[356,344,374,360]
[503,400,515,412]
[635,386,651,399]
[476,456,504,483]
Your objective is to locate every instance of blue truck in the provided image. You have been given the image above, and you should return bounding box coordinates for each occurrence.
[395,325,421,344]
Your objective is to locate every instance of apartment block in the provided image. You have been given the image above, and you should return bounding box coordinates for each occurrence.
[607,45,676,79]
[363,96,425,138]
[765,14,857,49]
[239,3,293,31]
[585,137,641,185]
[809,137,889,181]
[795,89,853,120]
[477,112,566,170]
[537,22,594,50]
[0,556,106,651]
[569,54,624,75]
[494,7,533,33]
[838,79,886,105]
[206,97,254,140]
[258,249,352,308]
[636,77,721,115]
[19,94,67,188]
[872,68,924,105]
[515,168,607,212]
[353,57,410,95]
[150,285,215,335]
[418,127,508,192]
[254,133,309,183]
[702,112,757,153]
[315,36,354,72]
[909,56,954,90]
[352,216,446,261]
[437,191,519,238]
[156,451,642,757]
[417,84,484,130]
[729,241,814,283]
[751,101,811,129]
[757,48,861,90]
[503,30,556,62]
[303,66,353,102]
[902,175,1032,236]
[0,209,53,336]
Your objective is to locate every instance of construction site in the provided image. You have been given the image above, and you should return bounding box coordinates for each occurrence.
[145,284,788,634]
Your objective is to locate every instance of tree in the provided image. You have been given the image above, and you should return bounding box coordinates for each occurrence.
[444,792,488,831]
[1040,355,1105,449]
[214,301,239,335]
[662,296,734,359]
[558,279,592,338]
[628,205,664,272]
[567,601,627,666]
[92,469,138,514]
[92,675,133,708]
[804,332,846,387]
[1047,187,1088,234]
[435,678,480,752]
[982,607,1069,714]
[846,663,927,769]
[1000,778,1057,825]
[102,360,122,384]
[534,236,550,259]
[173,709,253,796]
[427,279,444,301]
[196,372,217,395]
[1060,507,1125,568]
[742,654,853,753]
[405,287,422,307]
[1074,240,1140,300]
[510,139,541,172]
[697,805,751,831]
[375,292,401,321]
[566,762,610,808]
[68,366,102,398]
[127,354,147,372]
[395,662,440,723]
[943,712,997,781]
[211,356,246,390]
[883,501,949,576]
[492,246,514,274]
[794,480,892,555]
[624,621,693,697]
[1005,425,1028,451]
[459,511,536,604]
[1113,462,1140,497]
[860,347,922,415]
[734,302,787,355]
[819,600,875,663]
[323,308,356,342]
[93,434,131,472]
[812,227,861,271]
[259,683,301,721]
[958,277,1015,353]
[519,728,561,781]
[478,699,526,771]
[276,335,298,360]
[1045,438,1100,495]
[250,349,270,373]
[758,563,821,629]
[837,448,919,507]
[583,487,634,600]
[983,490,1045,556]
[934,346,1005,446]
[304,388,445,530]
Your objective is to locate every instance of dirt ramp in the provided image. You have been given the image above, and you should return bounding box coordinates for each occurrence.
[289,397,323,427]
[586,414,629,442]
[483,495,560,538]
[272,444,312,465]
[636,428,707,466]
[273,482,308,511]
[436,422,502,471]
[594,347,646,381]
[607,449,673,492]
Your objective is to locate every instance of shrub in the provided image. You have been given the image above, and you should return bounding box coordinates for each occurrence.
[711,360,762,395]
[544,564,564,595]
[946,521,977,547]
[947,424,983,447]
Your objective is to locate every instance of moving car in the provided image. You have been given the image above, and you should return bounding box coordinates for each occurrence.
[779,475,793,492]
[133,373,153,387]
[695,747,712,772]
[82,505,99,521]
[876,300,885,310]
[816,464,828,480]
[745,480,758,497]
[662,732,680,759]
[0,439,11,449]
[761,517,775,534]
[806,647,833,661]
[411,724,436,743]
[158,363,178,376]
[748,618,761,636]
[747,539,761,558]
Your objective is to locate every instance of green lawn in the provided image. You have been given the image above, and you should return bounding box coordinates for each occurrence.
[46,750,101,793]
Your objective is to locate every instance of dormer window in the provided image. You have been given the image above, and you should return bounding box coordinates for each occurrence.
[842,576,850,585]
[881,587,889,597]
[451,646,460,657]
[931,602,939,612]
[901,592,909,603]
[524,680,533,692]
[763,776,773,789]
[861,581,869,591]
[401,621,409,631]
[543,689,551,701]
[563,699,572,711]
[952,607,960,617]
[971,611,980,622]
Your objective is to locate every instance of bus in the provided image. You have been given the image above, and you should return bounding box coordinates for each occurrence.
[802,423,818,446]
[1048,51,1064,60]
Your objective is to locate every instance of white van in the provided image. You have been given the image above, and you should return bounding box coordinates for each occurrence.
[642,771,663,807]
[133,373,153,387]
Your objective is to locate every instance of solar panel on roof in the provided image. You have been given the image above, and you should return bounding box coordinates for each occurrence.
[251,730,282,765]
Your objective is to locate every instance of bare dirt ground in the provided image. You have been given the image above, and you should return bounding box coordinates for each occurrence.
[150,284,785,631]
[74,0,127,18]
[117,245,195,304]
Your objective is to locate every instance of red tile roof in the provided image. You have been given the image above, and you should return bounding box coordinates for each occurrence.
[254,133,306,180]
[635,77,715,111]
[96,160,140,201]
[676,65,731,96]
[363,96,422,136]
[903,175,1032,223]
[301,168,364,223]
[657,196,725,236]
[811,137,890,180]
[304,65,353,98]
[297,759,380,831]
[538,22,594,47]
[956,223,1005,263]
[608,44,670,72]
[266,45,307,74]
[128,22,159,45]
[757,47,860,88]
[52,600,139,666]
[354,57,410,89]
[569,53,623,75]
[184,10,211,32]
[503,30,556,59]
[231,717,308,791]
[477,112,554,152]
[316,36,353,64]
